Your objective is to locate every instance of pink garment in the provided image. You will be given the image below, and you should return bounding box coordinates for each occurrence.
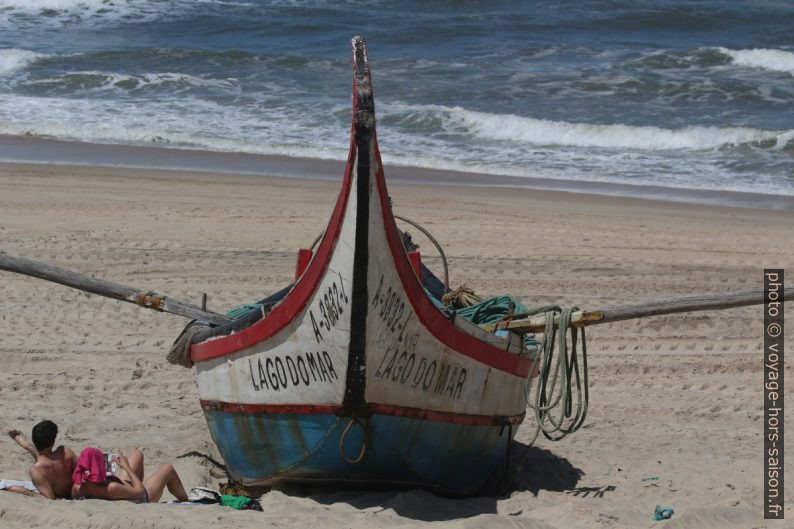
[72,447,107,486]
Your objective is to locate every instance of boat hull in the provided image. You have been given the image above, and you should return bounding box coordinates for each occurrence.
[203,407,512,494]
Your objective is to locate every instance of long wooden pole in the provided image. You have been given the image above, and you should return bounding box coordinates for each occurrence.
[2,252,788,333]
[0,252,232,325]
[483,286,793,333]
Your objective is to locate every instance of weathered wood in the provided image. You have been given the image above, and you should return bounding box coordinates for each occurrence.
[484,286,793,333]
[0,252,232,325]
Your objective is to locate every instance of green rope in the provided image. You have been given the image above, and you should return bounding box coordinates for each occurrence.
[453,295,528,325]
[226,304,262,320]
[512,305,589,480]
[448,296,589,441]
[526,307,589,441]
[440,295,540,348]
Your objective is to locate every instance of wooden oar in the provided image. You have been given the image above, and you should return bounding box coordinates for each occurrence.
[0,252,232,325]
[483,287,792,333]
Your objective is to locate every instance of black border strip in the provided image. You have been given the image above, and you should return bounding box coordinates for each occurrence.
[342,38,373,412]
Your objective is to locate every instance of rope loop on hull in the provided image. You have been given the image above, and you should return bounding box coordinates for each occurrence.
[339,417,367,464]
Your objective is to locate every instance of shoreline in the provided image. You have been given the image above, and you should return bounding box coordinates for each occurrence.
[1,134,791,211]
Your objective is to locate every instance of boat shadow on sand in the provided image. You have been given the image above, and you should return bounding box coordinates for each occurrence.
[265,443,583,522]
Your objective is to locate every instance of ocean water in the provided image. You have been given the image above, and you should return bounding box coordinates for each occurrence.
[0,0,792,195]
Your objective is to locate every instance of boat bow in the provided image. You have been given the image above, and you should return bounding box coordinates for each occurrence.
[189,36,534,494]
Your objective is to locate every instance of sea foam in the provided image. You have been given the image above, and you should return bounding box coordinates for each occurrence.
[0,48,45,76]
[0,0,253,27]
[716,47,794,76]
[25,71,240,92]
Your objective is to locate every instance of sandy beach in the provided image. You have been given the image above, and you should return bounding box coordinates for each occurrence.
[0,160,791,529]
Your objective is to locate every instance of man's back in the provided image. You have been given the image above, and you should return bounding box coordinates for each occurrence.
[29,445,76,499]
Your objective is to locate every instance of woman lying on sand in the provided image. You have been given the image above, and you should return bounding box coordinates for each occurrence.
[72,447,188,503]
[9,421,189,502]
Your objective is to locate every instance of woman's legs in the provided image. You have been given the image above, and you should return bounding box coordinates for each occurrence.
[142,463,188,502]
[115,449,144,483]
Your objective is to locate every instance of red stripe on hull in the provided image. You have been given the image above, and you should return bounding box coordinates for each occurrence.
[198,399,525,427]
[200,400,339,416]
[368,403,525,426]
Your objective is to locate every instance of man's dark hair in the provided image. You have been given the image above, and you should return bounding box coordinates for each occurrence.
[31,420,58,452]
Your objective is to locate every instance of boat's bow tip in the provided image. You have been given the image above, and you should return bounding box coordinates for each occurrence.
[351,37,373,106]
[349,39,374,145]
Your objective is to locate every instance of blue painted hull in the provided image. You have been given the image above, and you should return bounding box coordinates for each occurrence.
[203,410,512,495]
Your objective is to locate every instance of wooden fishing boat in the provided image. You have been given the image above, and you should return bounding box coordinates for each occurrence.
[188,37,536,495]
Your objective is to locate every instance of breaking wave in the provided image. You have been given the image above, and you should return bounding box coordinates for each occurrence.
[0,0,253,27]
[385,103,794,152]
[24,71,240,92]
[715,47,794,76]
[0,48,47,75]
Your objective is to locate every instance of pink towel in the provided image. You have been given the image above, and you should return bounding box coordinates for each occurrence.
[72,447,106,486]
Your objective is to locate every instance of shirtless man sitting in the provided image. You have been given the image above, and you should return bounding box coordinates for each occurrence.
[7,420,76,499]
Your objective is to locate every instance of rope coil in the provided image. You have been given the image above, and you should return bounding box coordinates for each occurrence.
[441,285,482,308]
[522,305,590,444]
[501,305,590,488]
